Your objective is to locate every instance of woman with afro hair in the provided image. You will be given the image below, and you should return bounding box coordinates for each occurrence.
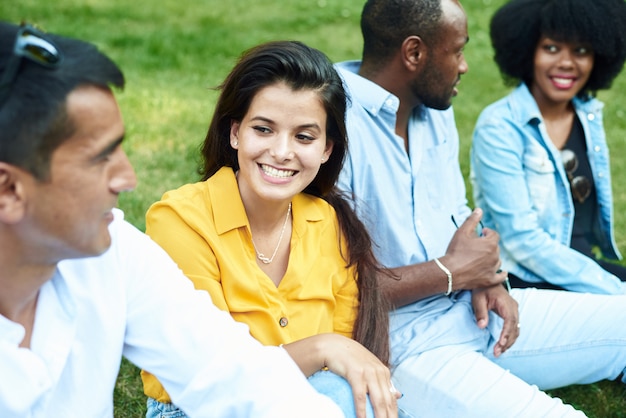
[471,0,626,294]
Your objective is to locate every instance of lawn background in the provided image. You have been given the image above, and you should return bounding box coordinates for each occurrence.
[3,0,626,416]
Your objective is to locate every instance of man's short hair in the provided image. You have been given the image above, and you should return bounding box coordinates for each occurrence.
[0,22,124,179]
[361,0,442,64]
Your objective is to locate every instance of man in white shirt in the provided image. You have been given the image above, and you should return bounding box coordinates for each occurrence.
[0,21,344,417]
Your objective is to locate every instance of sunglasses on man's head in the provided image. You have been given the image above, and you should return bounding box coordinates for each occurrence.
[0,23,63,107]
[560,149,591,204]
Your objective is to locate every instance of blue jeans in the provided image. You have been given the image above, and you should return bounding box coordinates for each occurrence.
[146,370,411,417]
[146,397,187,418]
[308,370,375,417]
[308,370,413,418]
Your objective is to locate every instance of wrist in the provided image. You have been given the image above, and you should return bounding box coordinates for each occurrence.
[434,258,453,295]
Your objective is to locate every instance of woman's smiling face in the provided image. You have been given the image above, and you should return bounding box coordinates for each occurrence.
[530,36,595,107]
[230,82,333,207]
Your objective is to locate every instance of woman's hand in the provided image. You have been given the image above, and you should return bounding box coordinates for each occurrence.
[282,333,400,418]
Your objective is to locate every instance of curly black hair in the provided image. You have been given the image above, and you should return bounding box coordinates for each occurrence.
[490,0,626,98]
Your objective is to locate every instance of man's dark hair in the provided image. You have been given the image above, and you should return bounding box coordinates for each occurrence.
[0,22,124,179]
[361,0,443,65]
[490,0,626,98]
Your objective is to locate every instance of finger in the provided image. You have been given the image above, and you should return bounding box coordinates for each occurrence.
[350,379,369,418]
[495,313,518,356]
[480,226,497,238]
[496,324,518,356]
[507,317,522,348]
[391,380,402,400]
[458,208,483,234]
[383,374,399,416]
[369,370,397,418]
[494,333,509,357]
[472,293,489,329]
[368,385,390,418]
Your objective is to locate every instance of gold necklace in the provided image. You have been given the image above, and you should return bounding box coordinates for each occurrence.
[251,202,291,264]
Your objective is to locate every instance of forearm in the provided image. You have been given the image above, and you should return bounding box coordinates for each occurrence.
[506,235,624,294]
[379,219,505,308]
[380,261,451,308]
[281,334,333,377]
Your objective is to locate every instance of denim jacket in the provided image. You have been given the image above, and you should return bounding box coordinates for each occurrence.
[471,83,624,294]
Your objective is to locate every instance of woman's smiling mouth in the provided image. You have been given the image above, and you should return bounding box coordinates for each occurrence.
[259,164,296,178]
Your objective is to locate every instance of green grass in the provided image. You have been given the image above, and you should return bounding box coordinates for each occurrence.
[3,0,626,416]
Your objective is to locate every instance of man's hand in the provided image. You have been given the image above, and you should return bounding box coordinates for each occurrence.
[441,208,506,291]
[472,284,520,357]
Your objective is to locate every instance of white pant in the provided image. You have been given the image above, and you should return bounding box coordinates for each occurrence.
[393,288,626,417]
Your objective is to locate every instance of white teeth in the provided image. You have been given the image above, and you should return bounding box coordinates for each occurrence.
[553,77,574,87]
[261,164,295,178]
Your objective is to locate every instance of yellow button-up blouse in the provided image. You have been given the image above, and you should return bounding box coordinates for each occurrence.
[142,167,358,402]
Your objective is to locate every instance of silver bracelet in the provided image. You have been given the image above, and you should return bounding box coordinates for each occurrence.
[434,258,453,296]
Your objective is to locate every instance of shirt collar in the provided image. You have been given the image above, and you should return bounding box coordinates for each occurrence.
[210,167,326,236]
[335,60,400,117]
[211,167,249,235]
[509,83,543,125]
[510,82,603,126]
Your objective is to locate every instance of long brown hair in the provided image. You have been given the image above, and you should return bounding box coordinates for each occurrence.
[200,40,390,364]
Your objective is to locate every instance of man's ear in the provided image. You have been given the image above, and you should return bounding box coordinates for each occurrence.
[0,163,28,224]
[402,35,427,71]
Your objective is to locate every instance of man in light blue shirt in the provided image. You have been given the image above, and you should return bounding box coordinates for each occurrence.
[337,0,626,416]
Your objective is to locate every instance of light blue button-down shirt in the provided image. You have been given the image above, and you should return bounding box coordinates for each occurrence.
[471,83,624,294]
[336,61,491,365]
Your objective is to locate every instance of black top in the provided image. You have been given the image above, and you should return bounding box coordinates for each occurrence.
[563,114,597,250]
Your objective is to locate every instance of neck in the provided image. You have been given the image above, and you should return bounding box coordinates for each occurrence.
[537,98,573,121]
[0,267,46,349]
[0,267,51,320]
[359,61,419,149]
[0,238,56,322]
[534,99,575,149]
[1,295,39,349]
[0,253,55,348]
[530,81,574,122]
[239,191,292,235]
[395,103,415,149]
[246,200,292,236]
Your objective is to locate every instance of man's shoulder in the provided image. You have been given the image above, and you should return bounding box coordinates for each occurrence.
[59,208,178,289]
[334,60,360,76]
[110,207,145,240]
